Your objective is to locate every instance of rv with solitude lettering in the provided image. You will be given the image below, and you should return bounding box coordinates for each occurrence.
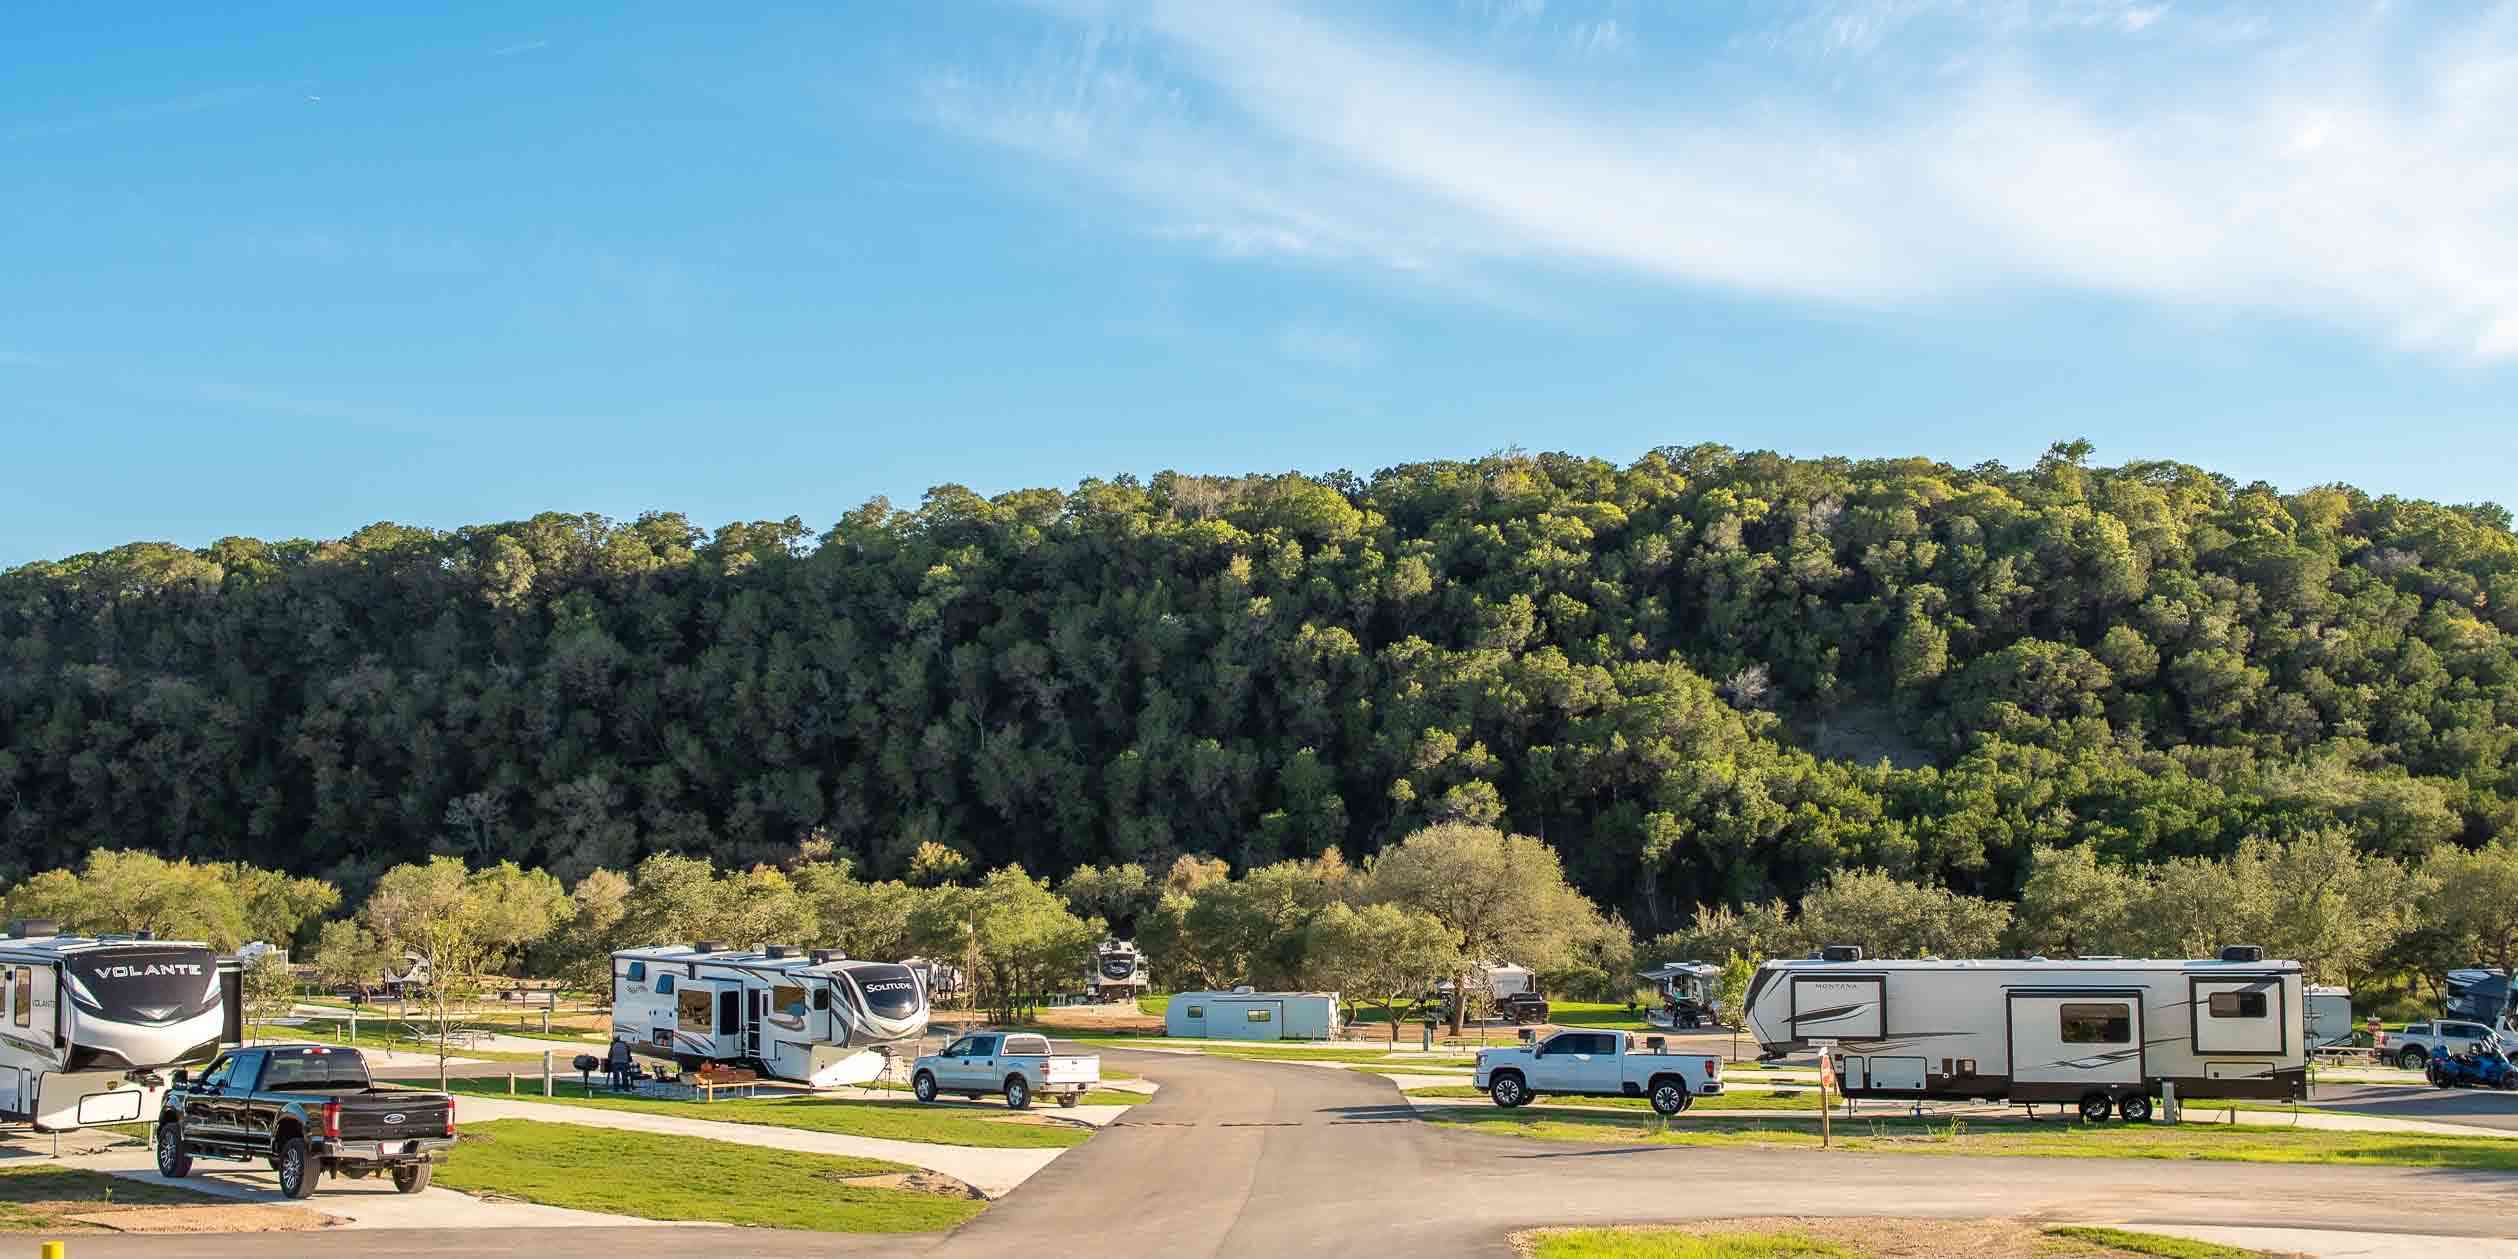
[611,943,930,1087]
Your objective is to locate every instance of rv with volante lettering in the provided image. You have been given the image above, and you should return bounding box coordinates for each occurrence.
[610,943,929,1087]
[1746,945,2307,1123]
[0,919,242,1131]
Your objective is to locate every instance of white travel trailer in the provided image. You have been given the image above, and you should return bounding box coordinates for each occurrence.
[0,921,242,1131]
[1747,945,2307,1122]
[1166,989,1340,1041]
[2303,986,2355,1050]
[610,943,928,1088]
[1087,939,1149,1004]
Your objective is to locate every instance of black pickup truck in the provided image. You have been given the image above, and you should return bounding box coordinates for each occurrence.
[155,1044,456,1199]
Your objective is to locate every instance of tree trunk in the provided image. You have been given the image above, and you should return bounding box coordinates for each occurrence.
[1448,971,1469,1036]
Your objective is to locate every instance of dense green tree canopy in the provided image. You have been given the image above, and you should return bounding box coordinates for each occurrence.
[4,446,2513,932]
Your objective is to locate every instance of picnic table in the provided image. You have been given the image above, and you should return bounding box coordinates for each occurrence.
[693,1066,759,1102]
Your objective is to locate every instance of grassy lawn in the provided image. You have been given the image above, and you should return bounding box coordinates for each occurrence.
[2045,1226,2267,1259]
[438,1119,985,1232]
[270,1018,548,1063]
[432,1077,1091,1148]
[1136,994,1169,1017]
[0,1167,228,1231]
[1407,1085,1819,1112]
[1423,1108,2518,1171]
[1529,1228,1854,1258]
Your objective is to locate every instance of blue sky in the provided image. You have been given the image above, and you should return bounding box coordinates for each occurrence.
[5,1,2514,566]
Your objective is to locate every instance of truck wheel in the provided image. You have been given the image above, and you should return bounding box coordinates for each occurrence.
[155,1119,193,1178]
[2117,1094,2154,1123]
[275,1137,319,1199]
[913,1071,938,1103]
[1488,1072,1529,1109]
[1649,1079,1693,1117]
[2077,1094,2113,1124]
[1058,1092,1080,1108]
[392,1162,433,1194]
[1005,1076,1032,1110]
[2397,1048,2428,1071]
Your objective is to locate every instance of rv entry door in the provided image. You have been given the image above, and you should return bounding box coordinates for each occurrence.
[2008,991,2143,1099]
[745,989,764,1056]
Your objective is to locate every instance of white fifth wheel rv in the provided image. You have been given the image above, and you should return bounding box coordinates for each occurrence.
[610,943,928,1087]
[0,921,242,1131]
[1747,945,2306,1122]
[1087,939,1149,1004]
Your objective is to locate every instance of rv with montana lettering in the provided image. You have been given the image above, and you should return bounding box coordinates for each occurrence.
[609,943,930,1087]
[0,919,243,1131]
[1746,944,2308,1123]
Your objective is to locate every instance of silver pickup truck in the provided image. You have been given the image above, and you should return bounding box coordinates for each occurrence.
[911,1032,1100,1110]
[1474,1029,1724,1116]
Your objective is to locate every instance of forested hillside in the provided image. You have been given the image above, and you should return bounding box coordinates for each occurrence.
[4,443,2513,933]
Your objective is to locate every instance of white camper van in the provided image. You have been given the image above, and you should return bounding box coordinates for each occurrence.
[611,943,929,1088]
[1747,945,2307,1122]
[0,921,242,1131]
[1166,989,1340,1041]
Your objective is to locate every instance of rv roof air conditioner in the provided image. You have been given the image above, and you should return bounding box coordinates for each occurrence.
[1819,944,1863,963]
[1233,985,1254,994]
[4,919,59,939]
[766,944,800,959]
[810,948,846,964]
[2218,945,2265,963]
[693,940,727,954]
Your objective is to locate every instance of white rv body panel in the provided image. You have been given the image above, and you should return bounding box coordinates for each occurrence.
[610,945,928,1087]
[1747,955,2307,1105]
[1164,990,1341,1041]
[0,932,241,1131]
[2303,987,2354,1050]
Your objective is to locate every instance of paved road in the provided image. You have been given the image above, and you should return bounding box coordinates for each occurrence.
[54,1047,2518,1258]
[2310,1082,2518,1132]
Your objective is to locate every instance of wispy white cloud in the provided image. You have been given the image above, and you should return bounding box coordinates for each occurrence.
[490,39,549,57]
[926,0,2518,359]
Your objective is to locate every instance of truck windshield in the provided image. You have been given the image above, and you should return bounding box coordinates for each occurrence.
[257,1048,373,1091]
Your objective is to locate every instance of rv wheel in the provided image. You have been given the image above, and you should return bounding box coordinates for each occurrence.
[2116,1094,2153,1123]
[2076,1094,2113,1124]
[913,1071,938,1103]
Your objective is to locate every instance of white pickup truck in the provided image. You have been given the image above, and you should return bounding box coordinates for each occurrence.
[2390,1018,2507,1071]
[911,1032,1100,1110]
[1474,1029,1725,1116]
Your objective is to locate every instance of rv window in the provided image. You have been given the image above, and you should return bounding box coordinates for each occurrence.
[773,985,807,1018]
[1185,1005,1204,1019]
[656,975,674,994]
[2059,1002,2132,1044]
[11,967,25,1028]
[2208,991,2268,1019]
[812,988,830,1011]
[1246,1008,1273,1023]
[627,961,646,982]
[677,988,713,1032]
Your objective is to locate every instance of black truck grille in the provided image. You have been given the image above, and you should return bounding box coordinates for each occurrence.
[338,1100,452,1141]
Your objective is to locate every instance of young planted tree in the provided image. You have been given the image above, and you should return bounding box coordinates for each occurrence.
[1364,823,1600,1034]
[364,857,570,1090]
[910,866,1098,1023]
[309,918,394,996]
[241,950,300,1043]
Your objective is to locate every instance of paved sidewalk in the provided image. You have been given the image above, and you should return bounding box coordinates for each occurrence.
[2134,1224,2518,1258]
[455,1094,1064,1196]
[1397,1088,2518,1138]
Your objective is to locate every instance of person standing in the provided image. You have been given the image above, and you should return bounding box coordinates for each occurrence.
[606,1036,634,1090]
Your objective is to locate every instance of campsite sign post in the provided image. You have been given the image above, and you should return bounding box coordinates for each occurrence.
[1814,1042,1836,1148]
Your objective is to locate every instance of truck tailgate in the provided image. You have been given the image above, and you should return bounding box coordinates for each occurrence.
[1038,1055,1100,1086]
